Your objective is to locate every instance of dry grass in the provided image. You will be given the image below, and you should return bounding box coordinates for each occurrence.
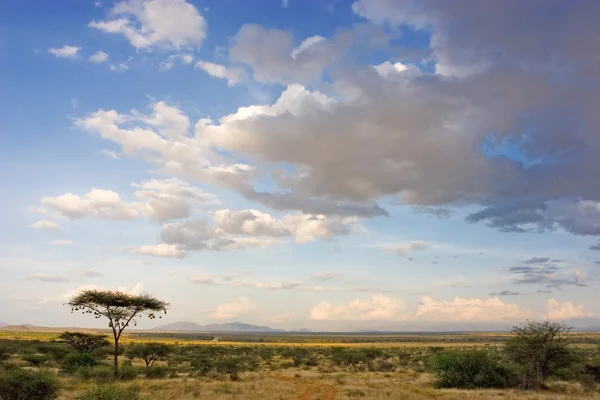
[54,370,600,400]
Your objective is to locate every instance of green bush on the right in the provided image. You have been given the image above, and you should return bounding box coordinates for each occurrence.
[430,349,517,389]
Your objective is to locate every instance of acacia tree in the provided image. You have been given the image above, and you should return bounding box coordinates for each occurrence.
[126,343,170,367]
[505,320,575,389]
[67,290,168,377]
[58,331,110,354]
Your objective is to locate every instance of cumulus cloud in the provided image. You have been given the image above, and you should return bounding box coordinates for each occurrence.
[195,61,245,86]
[214,209,362,244]
[89,0,206,50]
[40,178,214,223]
[416,296,526,321]
[133,178,218,221]
[382,241,431,257]
[545,298,592,320]
[89,50,109,63]
[42,189,138,220]
[229,25,345,85]
[310,295,406,321]
[30,220,63,231]
[73,0,600,243]
[48,45,80,58]
[210,296,255,319]
[122,243,186,259]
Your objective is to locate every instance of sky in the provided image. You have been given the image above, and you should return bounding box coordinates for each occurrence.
[1,0,600,332]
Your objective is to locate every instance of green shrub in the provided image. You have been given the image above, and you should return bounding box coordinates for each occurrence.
[76,383,141,400]
[0,366,60,400]
[431,349,517,389]
[35,343,71,362]
[144,366,170,379]
[61,353,97,374]
[118,364,138,381]
[505,320,575,389]
[21,353,51,367]
[76,365,113,382]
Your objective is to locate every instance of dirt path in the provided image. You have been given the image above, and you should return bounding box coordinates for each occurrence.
[270,373,336,400]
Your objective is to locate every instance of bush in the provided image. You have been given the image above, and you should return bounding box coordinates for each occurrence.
[0,366,60,400]
[76,384,141,400]
[144,366,170,379]
[76,365,113,382]
[35,343,71,362]
[505,320,576,389]
[21,353,51,367]
[118,364,138,381]
[61,353,97,374]
[431,349,517,389]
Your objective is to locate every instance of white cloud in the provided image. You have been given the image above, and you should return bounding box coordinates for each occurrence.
[100,149,119,159]
[30,220,63,231]
[26,273,69,282]
[545,299,591,320]
[373,61,408,76]
[271,312,294,322]
[89,50,109,63]
[109,62,130,72]
[290,35,325,58]
[133,178,218,221]
[238,280,303,290]
[382,241,431,257]
[314,272,339,281]
[42,189,138,220]
[416,296,526,321]
[189,273,221,285]
[89,0,206,51]
[229,25,345,84]
[210,296,256,319]
[214,209,362,244]
[195,61,245,86]
[117,282,145,295]
[51,240,75,245]
[48,45,80,58]
[160,53,194,70]
[122,244,186,259]
[310,295,406,321]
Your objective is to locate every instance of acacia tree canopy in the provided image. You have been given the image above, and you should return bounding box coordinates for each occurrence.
[67,290,168,377]
[58,332,110,354]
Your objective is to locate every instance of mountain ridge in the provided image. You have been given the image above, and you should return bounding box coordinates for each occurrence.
[152,321,287,332]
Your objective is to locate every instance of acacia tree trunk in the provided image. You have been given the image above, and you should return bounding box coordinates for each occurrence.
[114,339,119,378]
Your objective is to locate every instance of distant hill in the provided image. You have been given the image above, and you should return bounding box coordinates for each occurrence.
[152,321,285,332]
[151,321,204,331]
[0,322,6,328]
[290,328,313,333]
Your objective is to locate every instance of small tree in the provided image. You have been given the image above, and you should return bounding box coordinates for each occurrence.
[58,332,110,354]
[67,290,168,377]
[505,320,575,389]
[126,343,170,367]
[215,355,256,381]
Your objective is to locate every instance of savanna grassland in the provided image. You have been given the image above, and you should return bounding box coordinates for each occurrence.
[2,327,600,399]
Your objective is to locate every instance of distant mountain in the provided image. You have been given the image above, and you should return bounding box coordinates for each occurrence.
[151,321,204,331]
[292,328,313,333]
[0,322,6,328]
[152,321,284,332]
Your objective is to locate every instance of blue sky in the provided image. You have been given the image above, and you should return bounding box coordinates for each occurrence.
[1,0,599,331]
